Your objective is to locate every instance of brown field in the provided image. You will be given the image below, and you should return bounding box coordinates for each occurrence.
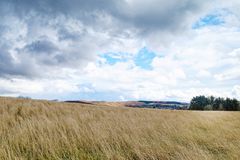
[0,97,240,160]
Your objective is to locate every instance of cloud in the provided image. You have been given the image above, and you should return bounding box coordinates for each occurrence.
[1,0,210,31]
[232,85,240,99]
[0,45,39,77]
[24,40,58,55]
[0,0,212,78]
[197,70,212,78]
[115,0,211,33]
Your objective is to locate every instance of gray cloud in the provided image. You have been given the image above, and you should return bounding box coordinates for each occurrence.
[0,46,37,77]
[1,0,210,32]
[112,0,210,33]
[24,40,58,54]
[19,37,97,67]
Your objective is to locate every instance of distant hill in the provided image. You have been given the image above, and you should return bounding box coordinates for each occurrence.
[65,100,189,110]
[126,101,189,110]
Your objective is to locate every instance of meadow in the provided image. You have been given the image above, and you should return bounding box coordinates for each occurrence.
[0,97,239,160]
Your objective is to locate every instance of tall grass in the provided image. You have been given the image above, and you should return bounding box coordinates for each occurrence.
[0,97,239,160]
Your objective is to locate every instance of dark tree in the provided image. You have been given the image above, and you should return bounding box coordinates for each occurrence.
[189,96,239,111]
[190,96,209,110]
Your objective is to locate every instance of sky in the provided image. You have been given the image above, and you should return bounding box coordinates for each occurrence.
[0,0,240,102]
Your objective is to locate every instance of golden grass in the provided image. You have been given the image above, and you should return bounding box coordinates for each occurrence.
[0,97,240,160]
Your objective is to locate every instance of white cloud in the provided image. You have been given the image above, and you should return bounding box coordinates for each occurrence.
[232,85,240,99]
[0,78,43,94]
[197,70,212,78]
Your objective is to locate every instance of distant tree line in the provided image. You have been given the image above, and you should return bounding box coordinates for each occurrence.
[189,95,240,111]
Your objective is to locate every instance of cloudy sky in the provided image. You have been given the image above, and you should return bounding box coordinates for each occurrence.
[0,0,240,102]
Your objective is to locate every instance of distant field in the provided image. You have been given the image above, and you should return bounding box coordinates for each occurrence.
[0,97,239,160]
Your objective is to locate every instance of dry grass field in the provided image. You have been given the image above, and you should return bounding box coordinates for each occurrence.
[0,97,240,160]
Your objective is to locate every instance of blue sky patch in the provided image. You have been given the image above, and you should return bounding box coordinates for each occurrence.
[101,52,129,65]
[101,47,156,70]
[134,47,156,70]
[192,13,224,29]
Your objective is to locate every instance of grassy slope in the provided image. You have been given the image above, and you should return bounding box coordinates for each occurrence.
[0,97,239,160]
